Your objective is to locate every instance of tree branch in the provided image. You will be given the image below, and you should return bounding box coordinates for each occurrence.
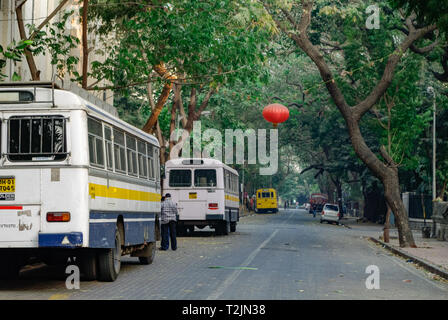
[352,22,437,121]
[81,0,89,89]
[142,62,177,133]
[28,0,70,41]
[15,0,40,80]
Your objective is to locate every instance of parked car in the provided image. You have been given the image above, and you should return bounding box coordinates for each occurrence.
[320,203,340,224]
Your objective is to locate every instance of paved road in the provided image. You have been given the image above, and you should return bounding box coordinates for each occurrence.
[1,209,447,300]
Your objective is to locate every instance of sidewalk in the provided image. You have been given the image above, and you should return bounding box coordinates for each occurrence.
[341,217,448,280]
[239,205,255,217]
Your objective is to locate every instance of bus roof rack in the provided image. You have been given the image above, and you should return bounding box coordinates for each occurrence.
[0,80,118,117]
[0,81,61,89]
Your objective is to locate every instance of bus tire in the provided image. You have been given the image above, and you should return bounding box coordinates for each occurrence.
[177,225,187,236]
[230,222,237,232]
[138,242,156,265]
[79,252,98,281]
[97,228,122,282]
[216,221,230,235]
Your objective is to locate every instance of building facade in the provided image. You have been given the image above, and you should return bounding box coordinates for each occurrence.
[0,0,112,104]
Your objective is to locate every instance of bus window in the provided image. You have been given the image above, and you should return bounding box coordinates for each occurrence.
[169,169,191,187]
[0,91,33,102]
[262,192,270,198]
[147,145,155,179]
[104,126,113,170]
[137,140,147,178]
[154,148,160,181]
[194,169,216,187]
[88,118,104,167]
[113,128,126,173]
[8,116,67,161]
[126,135,138,176]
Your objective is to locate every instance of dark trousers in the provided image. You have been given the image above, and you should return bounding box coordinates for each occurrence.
[161,221,177,250]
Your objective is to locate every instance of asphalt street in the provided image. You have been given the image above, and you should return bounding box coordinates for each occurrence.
[0,208,447,300]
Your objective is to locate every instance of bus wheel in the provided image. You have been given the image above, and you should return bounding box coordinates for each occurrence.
[230,222,237,232]
[177,226,187,236]
[224,221,231,235]
[138,242,156,265]
[98,228,122,282]
[79,252,98,281]
[216,221,230,235]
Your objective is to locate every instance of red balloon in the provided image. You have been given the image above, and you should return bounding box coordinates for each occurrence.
[262,103,290,125]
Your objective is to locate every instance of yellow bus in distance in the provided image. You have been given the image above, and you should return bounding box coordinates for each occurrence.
[255,188,278,213]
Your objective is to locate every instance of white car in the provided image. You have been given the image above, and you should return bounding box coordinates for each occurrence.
[320,203,340,224]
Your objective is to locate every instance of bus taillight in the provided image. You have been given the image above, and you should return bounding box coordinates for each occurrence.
[208,203,218,210]
[47,212,70,222]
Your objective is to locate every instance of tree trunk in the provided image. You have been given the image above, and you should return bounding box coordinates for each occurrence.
[142,63,177,133]
[146,81,166,165]
[81,0,89,89]
[384,206,391,243]
[15,2,40,80]
[335,179,343,213]
[349,124,416,247]
[169,86,216,158]
[169,84,180,154]
[382,170,416,247]
[439,180,447,200]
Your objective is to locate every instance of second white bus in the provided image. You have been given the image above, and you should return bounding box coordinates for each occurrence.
[163,158,239,235]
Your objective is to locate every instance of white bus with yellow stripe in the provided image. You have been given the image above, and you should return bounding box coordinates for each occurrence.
[0,82,161,282]
[163,158,239,235]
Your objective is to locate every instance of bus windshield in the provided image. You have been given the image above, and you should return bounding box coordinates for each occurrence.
[194,169,217,187]
[258,192,272,198]
[169,169,191,187]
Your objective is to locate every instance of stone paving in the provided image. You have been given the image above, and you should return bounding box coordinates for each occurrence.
[0,209,447,300]
[340,216,448,273]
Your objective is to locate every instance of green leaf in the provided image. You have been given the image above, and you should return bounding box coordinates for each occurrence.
[12,72,21,81]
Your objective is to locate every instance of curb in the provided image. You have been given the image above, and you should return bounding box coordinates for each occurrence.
[239,210,255,218]
[369,237,448,281]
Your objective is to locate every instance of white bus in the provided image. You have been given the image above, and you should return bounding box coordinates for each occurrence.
[163,158,239,235]
[0,82,161,282]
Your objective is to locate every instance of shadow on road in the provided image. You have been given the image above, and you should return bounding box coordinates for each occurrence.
[0,258,147,289]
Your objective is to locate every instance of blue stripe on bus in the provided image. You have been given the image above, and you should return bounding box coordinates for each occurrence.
[38,232,83,248]
[89,211,158,248]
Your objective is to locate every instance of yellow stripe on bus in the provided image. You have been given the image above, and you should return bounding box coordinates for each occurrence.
[89,183,161,202]
[225,194,239,202]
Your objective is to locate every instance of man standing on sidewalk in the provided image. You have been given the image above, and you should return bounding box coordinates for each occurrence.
[160,193,178,251]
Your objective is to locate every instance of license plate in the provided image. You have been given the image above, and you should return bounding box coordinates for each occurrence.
[189,192,197,199]
[0,177,15,193]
